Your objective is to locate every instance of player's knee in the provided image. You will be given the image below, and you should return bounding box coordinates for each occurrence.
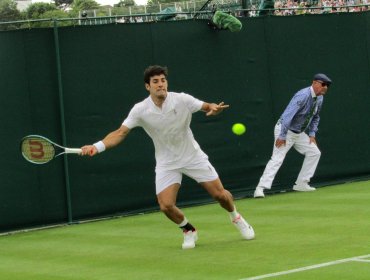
[213,190,230,203]
[159,201,175,214]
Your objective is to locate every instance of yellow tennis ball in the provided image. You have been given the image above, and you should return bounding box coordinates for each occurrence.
[232,123,246,135]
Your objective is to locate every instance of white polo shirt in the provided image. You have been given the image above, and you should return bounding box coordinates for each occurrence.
[122,92,208,169]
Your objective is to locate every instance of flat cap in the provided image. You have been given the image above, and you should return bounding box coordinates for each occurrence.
[313,73,332,84]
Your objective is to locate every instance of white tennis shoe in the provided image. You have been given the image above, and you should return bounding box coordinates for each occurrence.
[254,186,265,198]
[182,230,198,249]
[232,215,255,240]
[293,184,316,192]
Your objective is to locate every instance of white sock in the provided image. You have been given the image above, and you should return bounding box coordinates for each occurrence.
[229,206,239,220]
[178,217,189,227]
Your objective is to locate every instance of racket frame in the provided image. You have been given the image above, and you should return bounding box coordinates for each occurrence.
[20,135,81,164]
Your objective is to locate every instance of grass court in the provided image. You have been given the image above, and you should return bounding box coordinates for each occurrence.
[0,180,369,279]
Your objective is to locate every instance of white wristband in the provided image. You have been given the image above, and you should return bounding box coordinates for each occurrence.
[93,141,106,153]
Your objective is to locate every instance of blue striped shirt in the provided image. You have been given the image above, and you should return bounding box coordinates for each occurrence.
[279,86,323,140]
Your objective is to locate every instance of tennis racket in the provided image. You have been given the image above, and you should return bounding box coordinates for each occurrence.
[20,135,82,164]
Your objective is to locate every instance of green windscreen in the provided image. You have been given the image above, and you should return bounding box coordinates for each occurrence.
[1,14,369,232]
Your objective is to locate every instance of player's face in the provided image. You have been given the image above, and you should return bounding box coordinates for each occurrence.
[145,74,168,100]
[313,80,330,96]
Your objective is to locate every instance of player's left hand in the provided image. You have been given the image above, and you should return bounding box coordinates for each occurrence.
[206,102,230,116]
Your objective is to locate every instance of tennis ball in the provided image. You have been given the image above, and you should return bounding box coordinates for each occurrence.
[232,123,246,135]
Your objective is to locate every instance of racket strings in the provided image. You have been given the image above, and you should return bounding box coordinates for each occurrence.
[21,137,55,164]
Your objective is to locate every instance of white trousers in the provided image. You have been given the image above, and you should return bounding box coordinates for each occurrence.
[257,123,321,189]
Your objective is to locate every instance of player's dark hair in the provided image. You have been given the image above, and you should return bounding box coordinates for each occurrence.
[144,65,168,84]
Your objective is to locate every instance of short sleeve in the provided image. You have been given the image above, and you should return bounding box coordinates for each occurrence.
[122,104,141,129]
[179,92,203,113]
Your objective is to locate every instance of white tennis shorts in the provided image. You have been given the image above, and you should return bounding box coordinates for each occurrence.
[155,160,219,194]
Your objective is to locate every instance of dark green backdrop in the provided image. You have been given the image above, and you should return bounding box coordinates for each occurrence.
[1,13,369,232]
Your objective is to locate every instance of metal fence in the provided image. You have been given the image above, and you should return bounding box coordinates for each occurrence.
[82,0,243,17]
[1,2,369,30]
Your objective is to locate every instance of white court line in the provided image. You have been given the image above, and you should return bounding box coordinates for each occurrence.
[354,259,370,263]
[240,254,370,280]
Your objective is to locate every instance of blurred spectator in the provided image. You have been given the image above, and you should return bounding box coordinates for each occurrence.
[255,0,370,15]
[249,5,258,16]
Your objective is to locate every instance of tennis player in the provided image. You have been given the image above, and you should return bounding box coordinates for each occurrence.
[81,65,255,249]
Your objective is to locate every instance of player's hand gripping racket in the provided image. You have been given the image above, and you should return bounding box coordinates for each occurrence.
[20,135,81,164]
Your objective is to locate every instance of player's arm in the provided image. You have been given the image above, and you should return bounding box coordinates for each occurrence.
[81,125,130,156]
[201,102,229,116]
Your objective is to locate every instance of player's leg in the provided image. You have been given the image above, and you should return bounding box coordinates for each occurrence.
[182,161,254,240]
[200,178,255,240]
[156,170,197,249]
[292,132,321,191]
[156,183,183,223]
[254,123,295,197]
[201,178,234,211]
[181,161,232,211]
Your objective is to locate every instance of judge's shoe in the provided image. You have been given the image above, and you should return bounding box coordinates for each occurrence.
[182,230,198,249]
[232,214,255,240]
[254,186,265,198]
[293,184,316,192]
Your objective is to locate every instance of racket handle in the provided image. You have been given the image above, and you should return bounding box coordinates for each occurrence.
[65,148,82,154]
